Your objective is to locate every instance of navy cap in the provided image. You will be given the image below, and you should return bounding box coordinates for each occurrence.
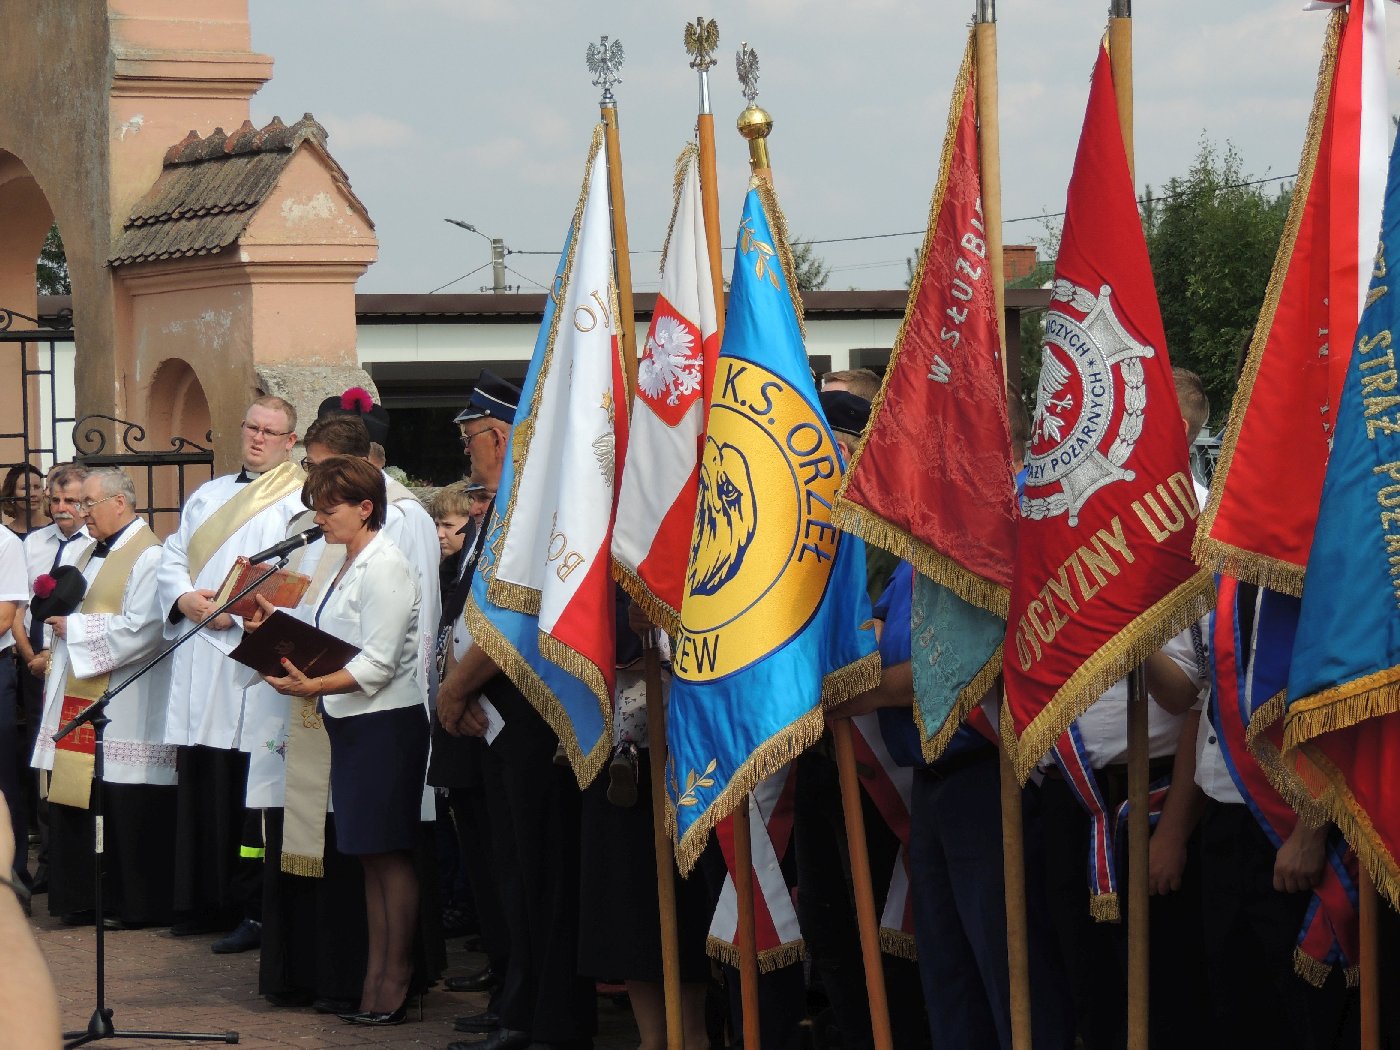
[454,370,522,426]
[318,387,390,445]
[819,390,871,438]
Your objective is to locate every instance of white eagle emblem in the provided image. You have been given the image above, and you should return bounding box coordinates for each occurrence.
[1023,280,1154,526]
[639,315,702,407]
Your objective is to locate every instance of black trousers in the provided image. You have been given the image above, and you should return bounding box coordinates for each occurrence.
[1040,773,1208,1050]
[482,683,595,1043]
[1199,800,1357,1050]
[172,745,252,922]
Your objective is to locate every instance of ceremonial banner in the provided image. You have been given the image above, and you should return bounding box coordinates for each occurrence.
[1004,42,1213,781]
[666,181,881,873]
[1284,123,1400,907]
[834,33,1017,760]
[613,144,721,632]
[466,125,623,783]
[1195,0,1391,593]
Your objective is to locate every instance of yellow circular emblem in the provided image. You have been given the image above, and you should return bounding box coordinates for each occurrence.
[675,358,844,682]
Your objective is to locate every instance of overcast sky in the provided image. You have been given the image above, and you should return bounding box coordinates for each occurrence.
[246,1,1400,296]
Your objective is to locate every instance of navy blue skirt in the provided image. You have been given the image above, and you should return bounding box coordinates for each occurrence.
[324,703,429,855]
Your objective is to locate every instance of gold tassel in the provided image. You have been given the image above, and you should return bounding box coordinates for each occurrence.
[1089,893,1121,924]
[1192,11,1341,589]
[612,558,680,637]
[705,935,806,974]
[1012,571,1216,783]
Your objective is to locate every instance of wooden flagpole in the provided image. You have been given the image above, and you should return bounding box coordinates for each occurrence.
[1361,863,1380,1049]
[830,720,895,1049]
[975,6,1032,1047]
[1107,8,1150,1050]
[688,17,727,349]
[729,45,769,1050]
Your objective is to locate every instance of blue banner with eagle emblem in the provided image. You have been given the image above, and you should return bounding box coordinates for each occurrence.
[666,181,882,874]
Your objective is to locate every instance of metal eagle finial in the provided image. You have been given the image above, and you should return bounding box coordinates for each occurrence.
[736,41,760,103]
[685,17,719,72]
[586,35,625,104]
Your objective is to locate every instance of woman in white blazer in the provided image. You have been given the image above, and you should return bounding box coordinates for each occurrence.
[255,456,428,1027]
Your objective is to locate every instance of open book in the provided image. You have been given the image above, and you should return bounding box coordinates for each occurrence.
[215,557,311,619]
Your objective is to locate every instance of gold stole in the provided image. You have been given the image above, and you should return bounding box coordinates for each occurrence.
[186,461,306,583]
[50,529,161,809]
[280,542,346,877]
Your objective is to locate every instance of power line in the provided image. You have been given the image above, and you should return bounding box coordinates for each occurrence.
[427,260,490,294]
[500,172,1297,257]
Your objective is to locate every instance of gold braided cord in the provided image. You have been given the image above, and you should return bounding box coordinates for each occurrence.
[840,29,974,531]
[464,596,611,789]
[833,500,1009,618]
[752,176,806,341]
[660,144,699,276]
[1294,741,1400,913]
[1282,669,1400,753]
[1011,570,1216,783]
[705,934,805,974]
[611,557,681,637]
[1192,11,1341,592]
[878,929,918,961]
[918,644,1003,764]
[489,123,606,615]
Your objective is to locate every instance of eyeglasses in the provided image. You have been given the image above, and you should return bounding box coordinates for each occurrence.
[242,421,294,439]
[79,494,120,512]
[460,427,494,446]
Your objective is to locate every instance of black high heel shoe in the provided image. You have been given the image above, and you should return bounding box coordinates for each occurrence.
[350,993,422,1026]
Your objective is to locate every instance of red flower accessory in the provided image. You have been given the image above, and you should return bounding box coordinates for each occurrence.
[33,574,56,599]
[340,387,374,413]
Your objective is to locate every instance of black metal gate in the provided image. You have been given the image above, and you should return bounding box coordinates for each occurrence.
[0,306,213,536]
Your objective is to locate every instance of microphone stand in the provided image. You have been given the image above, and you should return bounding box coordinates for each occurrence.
[52,553,293,1048]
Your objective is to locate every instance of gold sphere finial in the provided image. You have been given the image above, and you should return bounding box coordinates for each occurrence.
[736,102,772,142]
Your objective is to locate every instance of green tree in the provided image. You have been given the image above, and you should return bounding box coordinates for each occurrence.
[37,223,70,296]
[790,236,830,292]
[1142,141,1290,426]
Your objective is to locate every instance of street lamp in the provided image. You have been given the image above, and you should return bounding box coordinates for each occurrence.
[444,218,507,294]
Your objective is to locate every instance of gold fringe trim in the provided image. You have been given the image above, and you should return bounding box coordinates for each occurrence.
[490,123,606,606]
[1293,946,1332,990]
[1089,893,1121,924]
[1190,538,1305,598]
[464,595,611,789]
[879,928,918,961]
[1283,669,1400,753]
[832,500,1009,619]
[751,177,806,341]
[1345,964,1361,989]
[1293,741,1400,915]
[537,629,613,736]
[611,556,680,637]
[821,651,883,708]
[659,144,698,276]
[1245,692,1330,827]
[280,852,324,879]
[1011,570,1216,783]
[705,934,805,974]
[674,705,829,876]
[919,646,1003,764]
[1192,12,1341,587]
[487,576,541,617]
[998,697,1021,785]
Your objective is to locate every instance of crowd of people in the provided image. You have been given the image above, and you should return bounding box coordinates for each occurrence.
[0,364,1391,1050]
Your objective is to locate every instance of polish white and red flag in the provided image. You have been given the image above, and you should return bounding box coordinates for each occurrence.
[488,128,628,759]
[612,144,720,632]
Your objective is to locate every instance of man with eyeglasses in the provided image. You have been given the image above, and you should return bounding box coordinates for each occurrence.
[31,468,179,928]
[11,463,89,897]
[156,395,307,944]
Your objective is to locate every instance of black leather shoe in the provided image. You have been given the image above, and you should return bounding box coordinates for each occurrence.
[312,997,358,1014]
[448,1030,532,1050]
[455,1009,501,1032]
[211,919,262,954]
[446,966,500,993]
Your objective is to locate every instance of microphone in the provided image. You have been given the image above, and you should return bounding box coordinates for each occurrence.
[246,526,323,564]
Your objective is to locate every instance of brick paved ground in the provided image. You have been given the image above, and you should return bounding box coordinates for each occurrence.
[29,908,643,1050]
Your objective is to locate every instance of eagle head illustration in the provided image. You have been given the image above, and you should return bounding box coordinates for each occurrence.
[688,436,758,597]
